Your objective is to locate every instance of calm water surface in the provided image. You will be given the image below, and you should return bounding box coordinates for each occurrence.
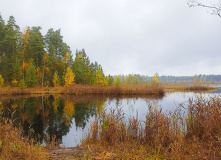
[0,88,220,147]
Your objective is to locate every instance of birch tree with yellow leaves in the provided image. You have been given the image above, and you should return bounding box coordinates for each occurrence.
[65,67,75,87]
[152,73,159,86]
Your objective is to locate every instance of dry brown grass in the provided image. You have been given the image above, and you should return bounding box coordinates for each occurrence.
[163,84,217,92]
[0,84,165,96]
[0,84,216,96]
[53,84,165,96]
[0,115,49,160]
[82,97,221,159]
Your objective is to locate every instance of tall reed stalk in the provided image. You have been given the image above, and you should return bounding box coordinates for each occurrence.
[83,97,221,159]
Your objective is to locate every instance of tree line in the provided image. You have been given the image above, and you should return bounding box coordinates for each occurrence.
[0,14,112,87]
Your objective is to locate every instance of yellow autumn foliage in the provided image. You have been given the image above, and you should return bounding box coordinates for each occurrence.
[36,67,42,83]
[96,101,105,115]
[11,79,18,87]
[0,74,4,87]
[64,100,75,120]
[65,67,75,87]
[21,61,29,71]
[53,98,59,113]
[199,76,203,85]
[95,68,108,86]
[43,52,49,64]
[77,54,82,59]
[52,71,60,87]
[63,53,70,63]
[152,73,159,85]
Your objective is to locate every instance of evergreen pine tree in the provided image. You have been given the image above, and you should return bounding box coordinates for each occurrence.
[25,63,38,87]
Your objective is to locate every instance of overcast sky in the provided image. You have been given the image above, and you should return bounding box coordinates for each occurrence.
[0,0,220,76]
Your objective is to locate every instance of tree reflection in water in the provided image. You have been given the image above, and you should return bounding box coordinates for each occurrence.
[0,94,163,146]
[0,95,107,145]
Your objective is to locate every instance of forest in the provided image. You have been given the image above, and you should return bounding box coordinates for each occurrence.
[0,14,111,88]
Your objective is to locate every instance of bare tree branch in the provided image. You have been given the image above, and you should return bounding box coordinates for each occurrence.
[188,1,221,18]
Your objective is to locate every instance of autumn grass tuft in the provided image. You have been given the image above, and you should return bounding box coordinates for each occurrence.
[0,114,49,160]
[82,97,221,159]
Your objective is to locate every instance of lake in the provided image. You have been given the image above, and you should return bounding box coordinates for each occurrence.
[0,88,220,147]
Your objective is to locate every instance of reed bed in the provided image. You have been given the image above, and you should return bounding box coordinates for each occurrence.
[0,84,215,96]
[0,85,165,96]
[82,97,221,159]
[56,84,165,95]
[163,84,217,92]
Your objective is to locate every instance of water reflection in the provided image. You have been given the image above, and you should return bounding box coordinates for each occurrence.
[1,90,219,147]
[0,94,164,147]
[0,95,106,145]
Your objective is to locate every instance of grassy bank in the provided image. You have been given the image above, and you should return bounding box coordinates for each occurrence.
[81,97,221,159]
[0,117,49,159]
[163,84,217,92]
[0,85,164,96]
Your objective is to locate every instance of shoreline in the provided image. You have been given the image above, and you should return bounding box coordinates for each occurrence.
[0,84,217,96]
[163,84,217,92]
[0,84,164,96]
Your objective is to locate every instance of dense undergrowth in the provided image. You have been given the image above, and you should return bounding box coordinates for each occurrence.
[82,97,221,159]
